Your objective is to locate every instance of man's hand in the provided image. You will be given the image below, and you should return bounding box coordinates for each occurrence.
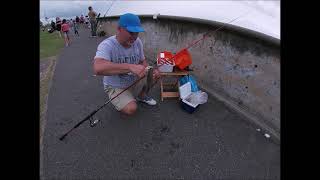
[130,64,147,78]
[153,68,161,80]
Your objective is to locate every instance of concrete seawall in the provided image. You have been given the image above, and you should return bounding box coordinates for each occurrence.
[97,15,280,141]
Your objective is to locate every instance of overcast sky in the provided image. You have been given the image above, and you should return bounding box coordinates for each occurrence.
[40,1,110,19]
[40,0,280,39]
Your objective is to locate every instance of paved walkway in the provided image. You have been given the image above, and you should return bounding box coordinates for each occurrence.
[41,28,280,179]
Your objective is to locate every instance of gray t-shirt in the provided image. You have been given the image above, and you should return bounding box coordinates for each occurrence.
[95,35,145,88]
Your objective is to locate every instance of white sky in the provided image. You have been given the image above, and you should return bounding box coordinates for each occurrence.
[40,0,280,39]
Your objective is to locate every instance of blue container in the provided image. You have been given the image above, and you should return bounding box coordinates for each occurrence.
[179,82,200,114]
[180,100,200,114]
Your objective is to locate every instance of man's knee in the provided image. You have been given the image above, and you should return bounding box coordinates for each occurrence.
[120,101,137,115]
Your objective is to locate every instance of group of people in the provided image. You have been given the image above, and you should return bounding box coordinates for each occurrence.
[49,6,99,47]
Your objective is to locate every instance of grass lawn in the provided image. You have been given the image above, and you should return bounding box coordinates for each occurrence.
[40,30,64,144]
[40,29,65,178]
[40,30,64,59]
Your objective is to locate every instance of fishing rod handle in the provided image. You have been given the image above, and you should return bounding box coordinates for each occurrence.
[59,107,102,141]
[59,134,67,140]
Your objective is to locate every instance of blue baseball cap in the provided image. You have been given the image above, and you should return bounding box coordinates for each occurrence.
[118,13,145,33]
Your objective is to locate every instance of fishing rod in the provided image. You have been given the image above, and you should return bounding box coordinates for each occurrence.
[59,11,250,141]
[59,74,146,141]
[104,0,117,17]
[185,10,250,50]
[97,0,117,36]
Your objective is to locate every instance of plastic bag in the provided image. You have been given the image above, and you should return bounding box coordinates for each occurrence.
[179,75,199,92]
[189,90,208,104]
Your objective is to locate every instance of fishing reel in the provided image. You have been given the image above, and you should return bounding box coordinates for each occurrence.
[89,116,100,127]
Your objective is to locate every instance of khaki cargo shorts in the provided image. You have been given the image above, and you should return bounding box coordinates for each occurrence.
[104,77,148,111]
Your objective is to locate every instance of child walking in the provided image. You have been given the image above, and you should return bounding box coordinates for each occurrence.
[61,19,71,47]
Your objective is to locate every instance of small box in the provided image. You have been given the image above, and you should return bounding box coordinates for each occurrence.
[179,82,200,113]
[157,60,175,72]
[157,51,175,72]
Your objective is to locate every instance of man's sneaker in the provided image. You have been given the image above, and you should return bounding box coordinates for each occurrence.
[137,95,157,106]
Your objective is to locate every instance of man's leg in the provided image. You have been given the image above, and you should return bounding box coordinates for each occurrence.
[90,20,97,36]
[57,30,61,38]
[105,86,138,116]
[90,21,94,36]
[120,101,137,115]
[93,21,97,36]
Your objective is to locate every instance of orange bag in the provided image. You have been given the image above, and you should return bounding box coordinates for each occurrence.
[173,49,192,70]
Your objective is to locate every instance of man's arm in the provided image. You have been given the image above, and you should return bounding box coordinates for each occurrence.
[93,58,146,77]
[140,59,148,67]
